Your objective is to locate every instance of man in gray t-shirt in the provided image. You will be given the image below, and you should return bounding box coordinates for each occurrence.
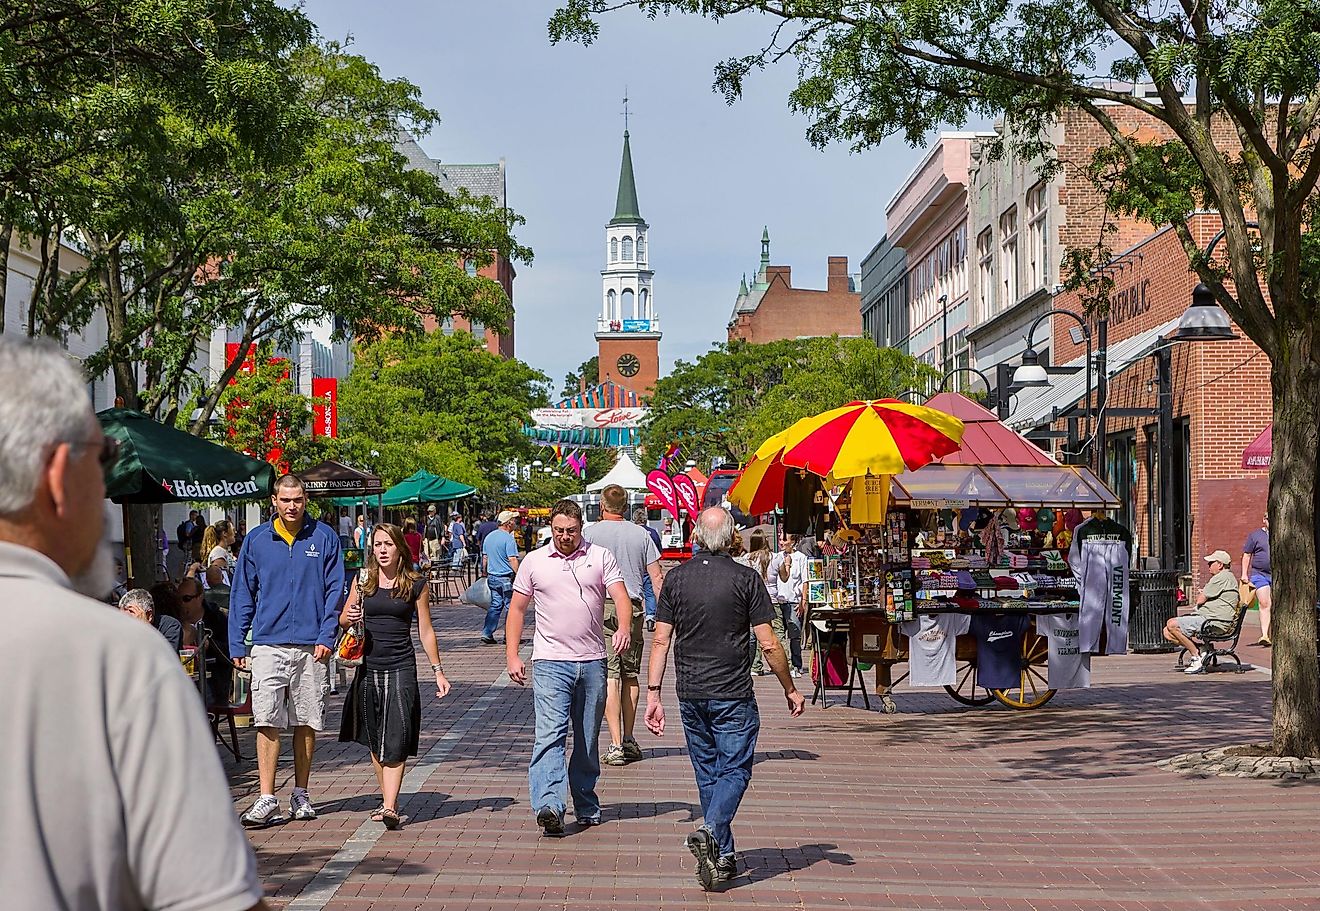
[584,484,663,764]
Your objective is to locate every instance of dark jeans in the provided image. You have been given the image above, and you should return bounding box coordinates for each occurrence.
[678,697,760,857]
[780,601,803,670]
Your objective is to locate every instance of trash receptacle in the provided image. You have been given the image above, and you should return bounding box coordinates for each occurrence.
[1129,569,1179,652]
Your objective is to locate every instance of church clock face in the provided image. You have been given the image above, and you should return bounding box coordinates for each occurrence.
[616,353,641,377]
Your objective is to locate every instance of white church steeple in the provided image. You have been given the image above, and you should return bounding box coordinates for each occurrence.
[598,130,657,334]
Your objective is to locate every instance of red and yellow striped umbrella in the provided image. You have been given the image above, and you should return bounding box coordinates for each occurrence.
[779,399,964,478]
[728,429,790,515]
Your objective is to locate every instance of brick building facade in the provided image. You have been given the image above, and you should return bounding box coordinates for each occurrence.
[1040,215,1270,586]
[727,229,861,344]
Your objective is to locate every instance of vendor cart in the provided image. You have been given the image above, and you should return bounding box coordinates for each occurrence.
[806,458,1120,713]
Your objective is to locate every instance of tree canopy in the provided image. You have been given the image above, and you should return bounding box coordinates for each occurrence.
[640,337,937,468]
[336,331,551,492]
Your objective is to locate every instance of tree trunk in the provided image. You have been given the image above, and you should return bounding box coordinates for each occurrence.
[0,220,12,334]
[101,243,138,409]
[1269,328,1320,757]
[124,503,163,589]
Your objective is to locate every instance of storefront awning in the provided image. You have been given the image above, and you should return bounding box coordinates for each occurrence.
[1006,319,1179,431]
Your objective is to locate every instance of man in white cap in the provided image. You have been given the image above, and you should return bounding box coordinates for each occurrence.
[1163,549,1240,674]
[480,509,522,644]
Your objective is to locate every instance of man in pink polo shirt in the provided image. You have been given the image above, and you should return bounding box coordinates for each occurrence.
[506,499,631,835]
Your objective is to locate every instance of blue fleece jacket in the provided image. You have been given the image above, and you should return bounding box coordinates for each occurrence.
[229,515,345,657]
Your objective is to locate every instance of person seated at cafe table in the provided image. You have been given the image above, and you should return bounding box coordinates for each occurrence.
[119,588,184,651]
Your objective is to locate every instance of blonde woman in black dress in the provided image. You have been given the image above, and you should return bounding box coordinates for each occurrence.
[339,522,451,828]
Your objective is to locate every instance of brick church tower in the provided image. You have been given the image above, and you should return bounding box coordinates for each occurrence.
[596,130,661,397]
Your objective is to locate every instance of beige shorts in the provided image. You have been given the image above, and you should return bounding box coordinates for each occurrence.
[250,644,330,731]
[603,597,644,680]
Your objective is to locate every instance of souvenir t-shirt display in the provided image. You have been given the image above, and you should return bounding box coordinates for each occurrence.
[1034,613,1091,688]
[1068,516,1133,655]
[969,613,1030,689]
[899,613,971,687]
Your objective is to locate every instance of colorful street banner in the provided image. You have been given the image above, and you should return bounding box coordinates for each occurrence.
[311,378,338,439]
[672,473,701,517]
[645,469,681,522]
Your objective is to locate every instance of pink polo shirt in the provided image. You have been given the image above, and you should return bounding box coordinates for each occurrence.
[513,541,624,661]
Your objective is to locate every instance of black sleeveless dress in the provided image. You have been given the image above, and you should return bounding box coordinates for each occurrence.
[338,578,426,762]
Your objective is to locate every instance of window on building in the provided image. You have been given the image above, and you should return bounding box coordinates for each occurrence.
[610,238,618,261]
[607,289,617,320]
[1026,182,1048,291]
[638,288,649,318]
[621,288,635,319]
[622,236,633,260]
[977,228,995,318]
[441,317,454,336]
[636,233,646,258]
[999,207,1018,307]
[470,320,485,339]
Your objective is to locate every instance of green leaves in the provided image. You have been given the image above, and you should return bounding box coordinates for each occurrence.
[337,332,551,492]
[640,337,936,467]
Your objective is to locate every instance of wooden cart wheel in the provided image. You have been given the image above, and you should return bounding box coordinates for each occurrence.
[944,660,995,706]
[991,630,1057,710]
[880,695,898,714]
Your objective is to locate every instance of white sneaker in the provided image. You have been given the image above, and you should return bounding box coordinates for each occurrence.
[290,791,318,820]
[1184,654,1207,675]
[240,795,285,828]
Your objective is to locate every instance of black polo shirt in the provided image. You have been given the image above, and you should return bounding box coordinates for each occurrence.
[656,551,776,700]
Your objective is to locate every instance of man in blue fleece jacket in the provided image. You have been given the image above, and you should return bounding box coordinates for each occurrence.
[230,474,344,828]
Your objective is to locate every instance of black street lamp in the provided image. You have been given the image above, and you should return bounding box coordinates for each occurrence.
[1013,308,1106,482]
[937,366,1000,412]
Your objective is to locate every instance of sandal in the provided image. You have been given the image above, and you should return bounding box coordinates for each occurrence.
[369,805,387,822]
[381,807,404,830]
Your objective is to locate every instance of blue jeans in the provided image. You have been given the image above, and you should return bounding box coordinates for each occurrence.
[483,575,512,639]
[530,659,607,821]
[642,573,657,619]
[678,697,760,857]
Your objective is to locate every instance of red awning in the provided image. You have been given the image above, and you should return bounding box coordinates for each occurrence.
[1243,424,1271,469]
[923,392,1058,467]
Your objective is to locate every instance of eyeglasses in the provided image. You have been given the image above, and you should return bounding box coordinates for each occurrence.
[68,436,120,471]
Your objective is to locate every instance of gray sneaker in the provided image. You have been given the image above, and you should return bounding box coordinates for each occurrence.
[621,737,643,763]
[715,854,737,883]
[290,791,317,820]
[685,827,720,891]
[602,743,628,766]
[240,795,285,829]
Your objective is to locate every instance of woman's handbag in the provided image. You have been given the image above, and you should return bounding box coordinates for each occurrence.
[336,621,365,666]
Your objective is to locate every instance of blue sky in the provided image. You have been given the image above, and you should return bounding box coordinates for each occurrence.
[304,1,933,387]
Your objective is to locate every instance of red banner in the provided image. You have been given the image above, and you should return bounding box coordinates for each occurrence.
[311,378,338,438]
[672,474,701,518]
[224,343,289,470]
[646,469,681,522]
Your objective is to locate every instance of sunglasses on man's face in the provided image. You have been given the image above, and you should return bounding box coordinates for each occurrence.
[69,436,120,471]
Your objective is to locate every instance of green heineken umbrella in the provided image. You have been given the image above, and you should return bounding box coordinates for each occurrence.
[97,408,275,503]
[380,470,477,506]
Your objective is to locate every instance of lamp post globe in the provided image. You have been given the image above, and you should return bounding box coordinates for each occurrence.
[1171,283,1238,341]
[1012,347,1051,387]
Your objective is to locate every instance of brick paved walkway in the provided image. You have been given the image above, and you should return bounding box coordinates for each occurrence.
[223,605,1320,910]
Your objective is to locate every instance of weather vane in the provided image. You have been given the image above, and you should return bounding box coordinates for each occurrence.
[622,87,630,131]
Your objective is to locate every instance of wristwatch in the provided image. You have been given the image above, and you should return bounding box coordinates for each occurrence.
[647,685,662,692]
[431,662,444,672]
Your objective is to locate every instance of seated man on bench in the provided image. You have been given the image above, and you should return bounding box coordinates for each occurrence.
[1163,549,1240,675]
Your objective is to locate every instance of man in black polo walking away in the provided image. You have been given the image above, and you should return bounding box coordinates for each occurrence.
[645,507,805,890]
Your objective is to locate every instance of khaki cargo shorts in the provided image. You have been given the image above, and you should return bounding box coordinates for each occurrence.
[249,644,330,731]
[603,597,644,680]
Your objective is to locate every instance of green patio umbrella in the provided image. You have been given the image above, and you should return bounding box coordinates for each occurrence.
[380,470,477,506]
[98,408,275,504]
